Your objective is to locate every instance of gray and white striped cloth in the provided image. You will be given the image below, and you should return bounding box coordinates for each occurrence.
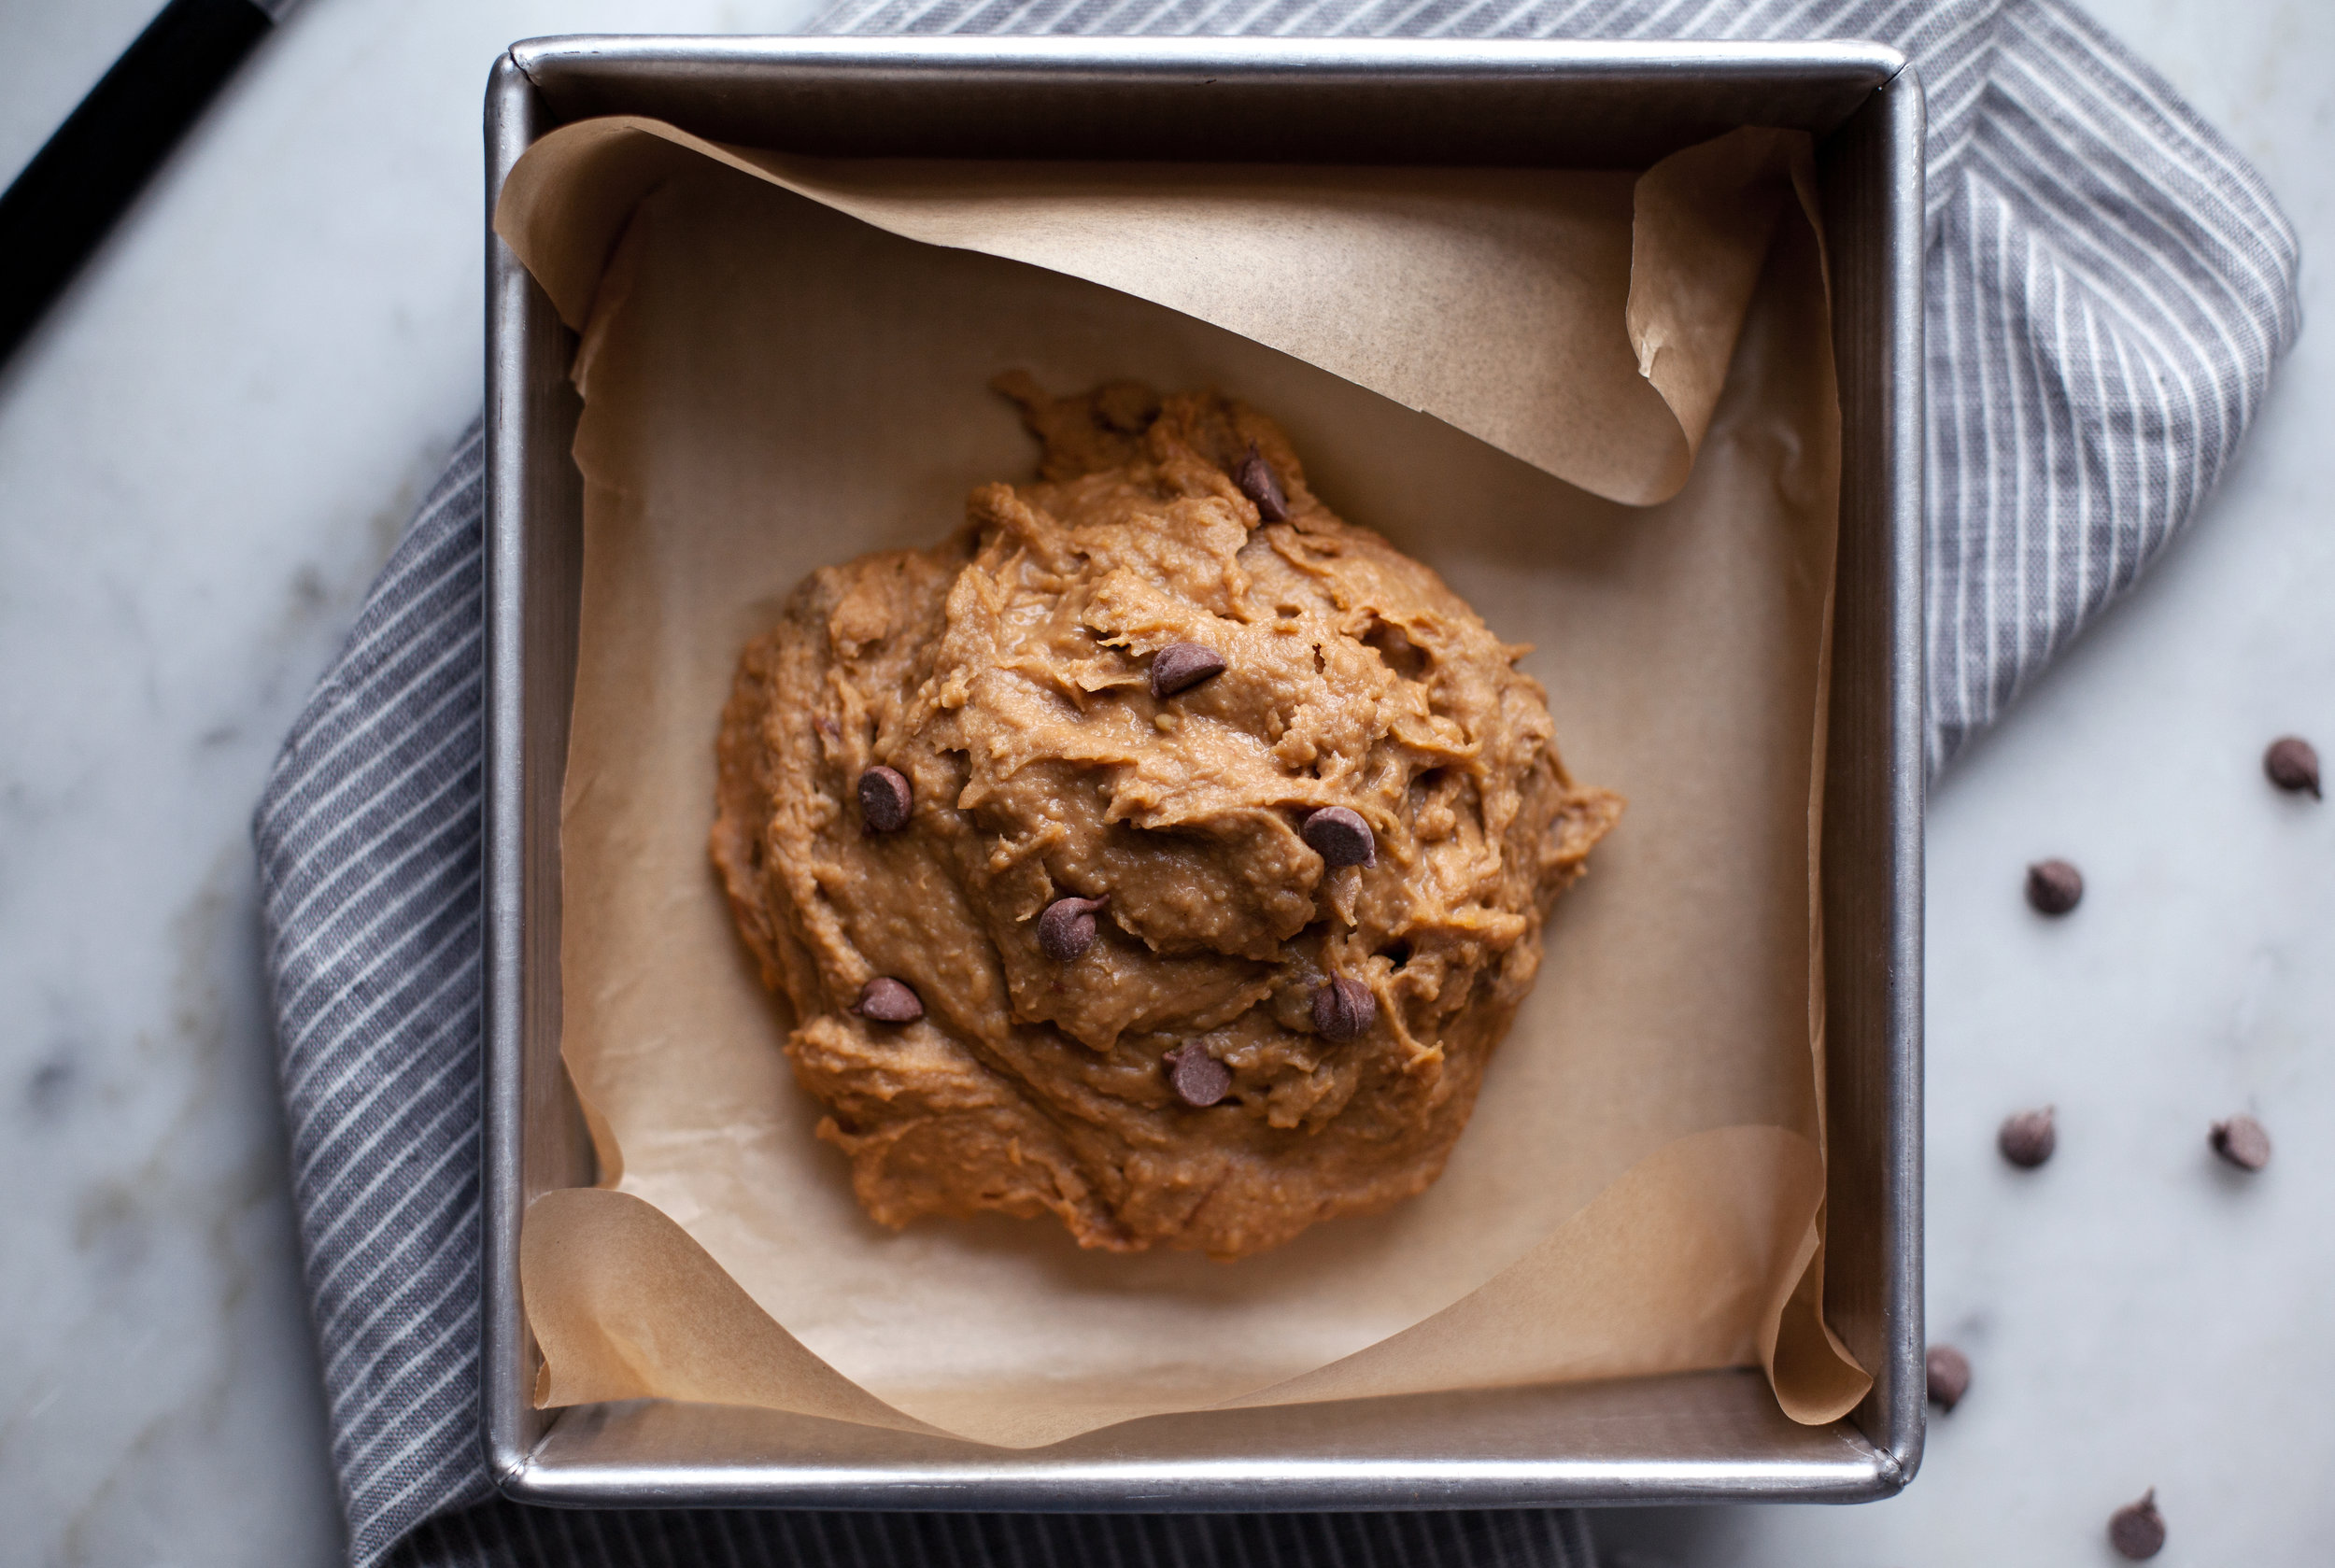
[255,2,2298,1563]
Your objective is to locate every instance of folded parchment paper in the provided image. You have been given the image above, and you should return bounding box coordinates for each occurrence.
[495,118,1871,1448]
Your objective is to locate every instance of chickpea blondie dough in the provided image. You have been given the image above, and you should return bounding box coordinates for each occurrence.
[712,377,1622,1261]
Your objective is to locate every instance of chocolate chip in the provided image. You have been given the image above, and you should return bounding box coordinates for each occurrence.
[1925,1344,1972,1412]
[857,766,913,833]
[1037,896,1108,962]
[1149,642,1227,699]
[1313,976,1377,1041]
[1302,806,1376,869]
[1999,1106,2056,1168]
[2109,1490,2166,1560]
[2211,1113,2271,1171]
[2265,735,2321,798]
[1234,444,1289,523]
[1164,1043,1232,1108]
[855,976,923,1024]
[2025,858,2083,915]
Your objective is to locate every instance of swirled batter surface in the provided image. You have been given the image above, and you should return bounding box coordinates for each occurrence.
[712,378,1621,1259]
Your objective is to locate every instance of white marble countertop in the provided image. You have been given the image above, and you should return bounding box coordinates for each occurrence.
[0,3,2325,1563]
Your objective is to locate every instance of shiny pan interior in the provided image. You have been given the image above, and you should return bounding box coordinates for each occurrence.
[481,33,1925,1510]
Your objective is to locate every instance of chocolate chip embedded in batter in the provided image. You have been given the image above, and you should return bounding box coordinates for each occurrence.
[855,976,924,1024]
[1149,642,1227,700]
[2025,858,2083,915]
[857,766,913,833]
[1999,1106,2057,1168]
[1234,444,1290,523]
[2210,1113,2272,1171]
[1302,806,1376,869]
[1313,976,1377,1041]
[1037,896,1109,962]
[1163,1043,1232,1108]
[1925,1344,1972,1412]
[2108,1490,2166,1560]
[2265,735,2321,798]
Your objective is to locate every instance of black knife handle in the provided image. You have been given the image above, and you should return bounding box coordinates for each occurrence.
[0,0,274,368]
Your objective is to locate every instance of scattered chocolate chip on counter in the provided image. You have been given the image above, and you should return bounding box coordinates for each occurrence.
[2264,735,2321,798]
[855,976,924,1024]
[1234,443,1290,522]
[1164,1043,1233,1108]
[857,765,913,833]
[1313,976,1378,1041]
[1925,1344,1972,1412]
[1302,806,1377,869]
[2210,1113,2272,1172]
[1149,642,1227,700]
[1999,1106,2058,1168]
[2108,1490,2166,1560]
[2025,858,2084,915]
[1037,895,1109,962]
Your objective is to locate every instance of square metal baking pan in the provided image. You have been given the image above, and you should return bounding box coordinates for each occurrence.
[483,34,1924,1511]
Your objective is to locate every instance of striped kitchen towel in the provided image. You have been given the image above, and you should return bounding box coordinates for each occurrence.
[254,2,2298,1565]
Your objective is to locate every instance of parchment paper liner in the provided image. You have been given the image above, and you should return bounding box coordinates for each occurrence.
[496,118,1872,1449]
